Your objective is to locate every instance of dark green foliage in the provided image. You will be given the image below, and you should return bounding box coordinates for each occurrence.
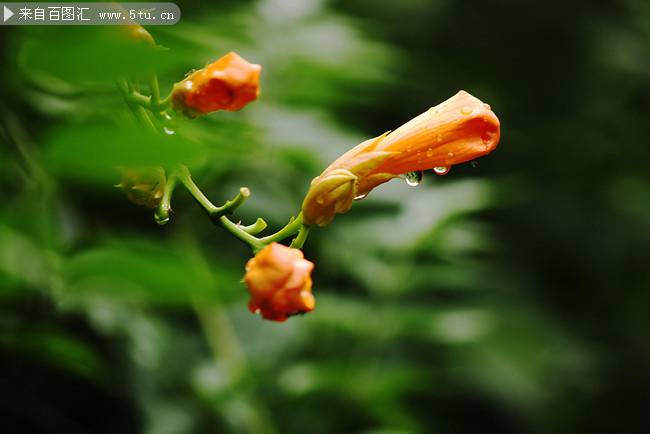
[1,0,649,433]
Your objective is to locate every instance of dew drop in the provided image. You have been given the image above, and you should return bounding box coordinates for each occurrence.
[354,193,368,200]
[164,127,175,135]
[155,214,170,225]
[447,152,455,158]
[433,166,450,176]
[404,170,423,186]
[316,195,325,205]
[481,131,495,144]
[484,103,491,110]
[426,148,433,158]
[461,105,473,115]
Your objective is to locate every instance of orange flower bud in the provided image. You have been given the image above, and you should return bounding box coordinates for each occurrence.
[300,168,358,227]
[302,90,500,226]
[244,243,315,322]
[171,52,262,117]
[117,166,166,208]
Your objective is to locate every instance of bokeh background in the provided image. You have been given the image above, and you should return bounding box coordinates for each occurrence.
[1,0,649,433]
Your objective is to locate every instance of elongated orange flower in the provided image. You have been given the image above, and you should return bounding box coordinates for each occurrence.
[302,90,500,226]
[172,52,261,117]
[244,243,315,322]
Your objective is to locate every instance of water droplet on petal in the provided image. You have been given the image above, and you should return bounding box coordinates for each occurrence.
[164,127,175,135]
[447,152,454,158]
[405,171,423,186]
[354,193,368,200]
[484,103,491,110]
[433,166,450,176]
[461,106,473,115]
[436,135,443,143]
[316,195,325,205]
[481,130,495,145]
[426,148,433,157]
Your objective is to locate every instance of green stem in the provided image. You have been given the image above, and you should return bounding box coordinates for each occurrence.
[176,166,219,214]
[149,74,173,116]
[217,187,251,217]
[240,218,267,235]
[289,224,310,249]
[117,78,156,131]
[176,166,265,252]
[260,213,304,244]
[154,171,177,225]
[159,93,172,108]
[219,216,265,252]
[125,91,151,108]
[150,74,161,107]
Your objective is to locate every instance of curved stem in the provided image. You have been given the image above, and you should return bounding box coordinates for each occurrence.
[216,187,251,218]
[240,218,267,235]
[159,93,172,108]
[176,166,264,252]
[260,213,304,244]
[154,171,177,225]
[289,224,310,249]
[219,216,265,252]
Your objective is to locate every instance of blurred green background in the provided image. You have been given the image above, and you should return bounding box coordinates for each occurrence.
[1,0,649,433]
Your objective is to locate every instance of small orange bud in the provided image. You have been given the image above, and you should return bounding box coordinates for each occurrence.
[171,52,262,117]
[117,167,166,208]
[244,243,315,322]
[302,90,500,226]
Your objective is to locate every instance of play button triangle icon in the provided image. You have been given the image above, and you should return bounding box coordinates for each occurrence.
[4,5,14,22]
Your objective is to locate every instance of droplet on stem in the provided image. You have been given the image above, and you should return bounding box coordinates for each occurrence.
[155,213,170,225]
